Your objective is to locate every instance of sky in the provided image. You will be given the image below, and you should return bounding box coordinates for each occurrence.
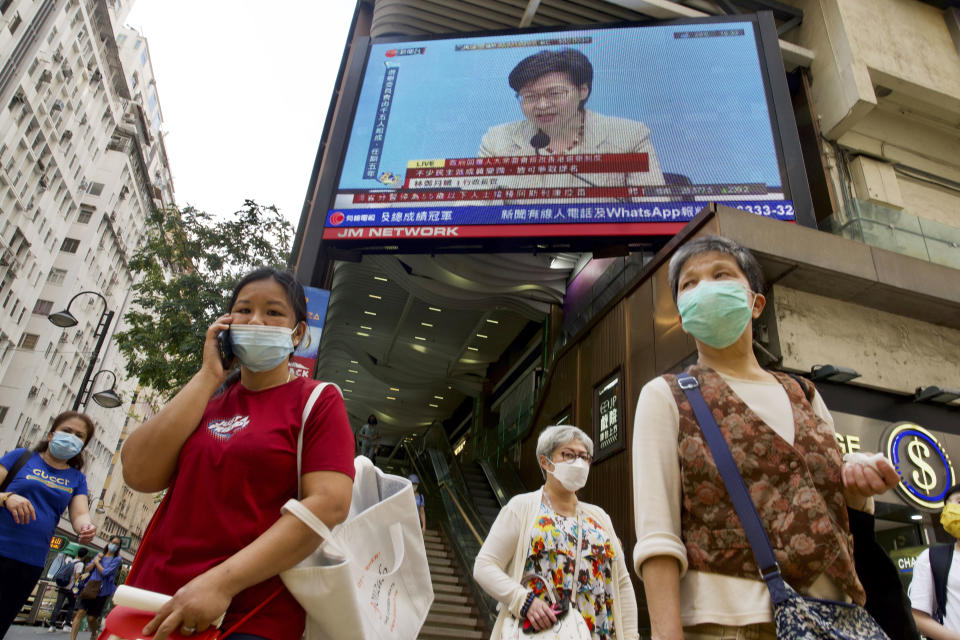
[124,1,357,232]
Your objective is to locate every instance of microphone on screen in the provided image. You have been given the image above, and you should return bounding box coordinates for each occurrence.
[529,130,600,190]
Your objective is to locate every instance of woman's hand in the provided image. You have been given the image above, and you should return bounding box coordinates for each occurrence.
[5,493,36,524]
[142,570,232,640]
[842,453,900,510]
[525,597,558,631]
[77,523,96,544]
[200,314,234,382]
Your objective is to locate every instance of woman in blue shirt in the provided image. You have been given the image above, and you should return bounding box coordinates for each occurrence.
[0,411,97,638]
[69,536,123,640]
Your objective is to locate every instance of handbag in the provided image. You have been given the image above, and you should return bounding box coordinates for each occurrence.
[501,513,592,640]
[97,585,236,640]
[676,372,889,640]
[279,383,434,640]
[78,578,102,600]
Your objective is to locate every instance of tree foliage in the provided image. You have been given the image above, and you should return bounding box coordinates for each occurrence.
[115,200,293,396]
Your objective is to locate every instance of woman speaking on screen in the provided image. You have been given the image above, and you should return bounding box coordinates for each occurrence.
[478,48,664,190]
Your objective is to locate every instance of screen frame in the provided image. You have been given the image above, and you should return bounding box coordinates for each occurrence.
[297,12,814,283]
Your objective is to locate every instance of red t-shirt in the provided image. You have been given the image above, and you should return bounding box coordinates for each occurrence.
[128,378,354,640]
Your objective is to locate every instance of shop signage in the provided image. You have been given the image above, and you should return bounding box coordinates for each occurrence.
[49,535,66,550]
[885,422,956,511]
[594,371,624,461]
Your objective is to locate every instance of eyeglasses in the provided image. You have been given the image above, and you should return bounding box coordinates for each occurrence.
[555,449,593,464]
[516,87,571,106]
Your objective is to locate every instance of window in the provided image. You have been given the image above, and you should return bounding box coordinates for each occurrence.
[140,50,147,67]
[116,33,127,46]
[78,206,94,223]
[0,406,7,424]
[32,299,53,315]
[47,268,67,285]
[19,333,39,350]
[87,182,104,196]
[60,237,80,253]
[8,12,21,33]
[0,0,13,15]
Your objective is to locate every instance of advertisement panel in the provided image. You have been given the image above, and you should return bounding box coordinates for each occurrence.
[319,16,808,244]
[289,286,330,379]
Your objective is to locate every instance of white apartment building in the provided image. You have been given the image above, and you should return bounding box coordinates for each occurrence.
[0,0,172,547]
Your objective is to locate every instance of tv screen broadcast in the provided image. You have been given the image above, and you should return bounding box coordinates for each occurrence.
[321,17,807,244]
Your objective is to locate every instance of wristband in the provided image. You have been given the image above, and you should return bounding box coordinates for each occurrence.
[520,591,536,618]
[0,493,10,507]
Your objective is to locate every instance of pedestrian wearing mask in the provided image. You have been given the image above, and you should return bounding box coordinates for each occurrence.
[633,234,900,640]
[69,536,123,640]
[474,425,639,640]
[0,412,97,638]
[120,267,355,640]
[47,547,89,631]
[409,474,426,536]
[909,485,960,638]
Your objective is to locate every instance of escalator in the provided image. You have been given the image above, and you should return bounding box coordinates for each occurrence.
[461,462,501,527]
[402,424,529,637]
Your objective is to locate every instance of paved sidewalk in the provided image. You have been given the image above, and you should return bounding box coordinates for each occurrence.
[6,625,87,640]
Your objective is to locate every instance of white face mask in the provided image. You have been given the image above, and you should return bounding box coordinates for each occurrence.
[545,457,590,492]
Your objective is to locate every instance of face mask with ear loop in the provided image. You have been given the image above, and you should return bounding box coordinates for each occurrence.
[542,457,590,492]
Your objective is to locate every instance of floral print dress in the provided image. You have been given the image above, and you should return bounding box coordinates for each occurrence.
[522,500,618,640]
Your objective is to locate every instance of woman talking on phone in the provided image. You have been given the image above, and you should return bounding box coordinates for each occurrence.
[121,268,355,640]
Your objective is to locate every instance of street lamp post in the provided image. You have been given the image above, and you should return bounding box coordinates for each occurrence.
[48,291,118,411]
[83,370,124,409]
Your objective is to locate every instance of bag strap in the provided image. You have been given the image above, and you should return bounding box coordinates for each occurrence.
[0,449,34,492]
[676,372,791,604]
[931,543,954,624]
[296,382,341,499]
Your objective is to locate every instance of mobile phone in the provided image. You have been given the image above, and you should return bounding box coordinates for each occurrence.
[521,601,568,633]
[216,330,234,368]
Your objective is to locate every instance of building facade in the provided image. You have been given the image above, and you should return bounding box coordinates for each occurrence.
[0,0,171,550]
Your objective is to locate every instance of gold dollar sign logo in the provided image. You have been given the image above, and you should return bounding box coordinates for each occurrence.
[908,438,937,495]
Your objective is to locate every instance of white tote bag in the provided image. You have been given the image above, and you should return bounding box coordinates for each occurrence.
[280,384,434,639]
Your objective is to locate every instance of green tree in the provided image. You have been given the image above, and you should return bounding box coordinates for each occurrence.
[115,200,293,396]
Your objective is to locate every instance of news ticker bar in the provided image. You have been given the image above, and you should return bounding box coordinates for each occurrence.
[360,183,774,201]
[326,200,795,229]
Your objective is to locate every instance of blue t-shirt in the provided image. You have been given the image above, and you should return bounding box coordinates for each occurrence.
[85,554,122,598]
[415,493,424,508]
[0,449,88,567]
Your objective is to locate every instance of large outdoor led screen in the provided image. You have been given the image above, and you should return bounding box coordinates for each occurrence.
[321,17,808,243]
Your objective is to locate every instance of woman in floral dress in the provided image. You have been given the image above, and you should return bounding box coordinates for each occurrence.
[474,425,638,640]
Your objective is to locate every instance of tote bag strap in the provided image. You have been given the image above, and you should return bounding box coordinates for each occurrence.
[296,382,342,499]
[676,372,791,604]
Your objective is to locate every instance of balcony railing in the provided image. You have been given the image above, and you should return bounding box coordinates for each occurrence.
[820,199,960,270]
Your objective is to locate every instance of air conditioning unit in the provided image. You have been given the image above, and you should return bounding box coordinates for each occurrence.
[40,70,53,83]
[61,66,73,80]
[91,70,101,82]
[86,59,96,72]
[39,176,49,189]
[51,99,64,113]
[11,91,25,105]
[59,333,68,344]
[53,50,63,63]
[41,397,48,407]
[28,386,39,398]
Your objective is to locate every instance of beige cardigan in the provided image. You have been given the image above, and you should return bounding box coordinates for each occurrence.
[473,488,639,640]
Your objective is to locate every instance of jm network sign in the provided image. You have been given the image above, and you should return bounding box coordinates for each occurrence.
[289,286,330,379]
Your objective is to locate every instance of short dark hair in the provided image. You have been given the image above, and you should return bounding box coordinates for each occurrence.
[34,411,95,471]
[508,48,593,106]
[945,484,960,504]
[77,548,89,559]
[668,234,766,303]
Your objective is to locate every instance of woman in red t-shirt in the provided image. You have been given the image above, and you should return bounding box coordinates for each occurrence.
[121,268,355,640]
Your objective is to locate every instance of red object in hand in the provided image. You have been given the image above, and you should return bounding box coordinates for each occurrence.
[98,606,220,640]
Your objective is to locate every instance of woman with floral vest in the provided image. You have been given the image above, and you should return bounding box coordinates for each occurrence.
[632,235,900,640]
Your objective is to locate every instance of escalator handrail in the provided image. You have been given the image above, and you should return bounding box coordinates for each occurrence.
[477,459,511,508]
[438,480,484,545]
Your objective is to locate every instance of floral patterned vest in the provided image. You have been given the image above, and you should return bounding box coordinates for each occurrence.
[665,365,866,605]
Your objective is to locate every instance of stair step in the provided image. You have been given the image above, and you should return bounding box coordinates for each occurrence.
[431,572,462,585]
[430,602,474,616]
[426,550,449,561]
[433,581,468,595]
[419,625,484,640]
[428,564,456,576]
[426,612,482,627]
[434,591,470,605]
[427,556,453,567]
